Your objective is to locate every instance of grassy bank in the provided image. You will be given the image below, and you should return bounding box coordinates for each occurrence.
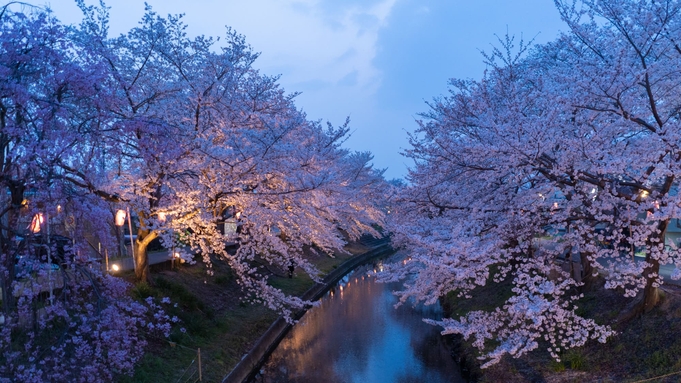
[442,277,681,382]
[118,242,371,383]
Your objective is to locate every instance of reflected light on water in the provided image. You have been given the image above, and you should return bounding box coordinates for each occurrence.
[257,254,465,383]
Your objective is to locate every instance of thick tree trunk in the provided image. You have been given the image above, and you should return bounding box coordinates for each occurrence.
[616,218,669,323]
[134,239,149,283]
[1,183,24,313]
[133,227,157,283]
[638,176,676,312]
[641,250,662,313]
[579,251,596,292]
[639,219,669,313]
[615,252,662,324]
[1,227,13,313]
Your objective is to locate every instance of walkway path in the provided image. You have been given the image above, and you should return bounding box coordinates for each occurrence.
[108,249,179,272]
[536,238,681,286]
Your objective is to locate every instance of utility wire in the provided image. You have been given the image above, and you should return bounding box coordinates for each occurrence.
[182,368,197,383]
[175,359,195,383]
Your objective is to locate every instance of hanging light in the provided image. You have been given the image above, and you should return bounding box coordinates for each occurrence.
[29,213,44,233]
[115,209,126,226]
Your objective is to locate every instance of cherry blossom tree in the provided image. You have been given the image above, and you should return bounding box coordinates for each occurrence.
[389,0,681,367]
[183,114,385,316]
[55,3,386,314]
[0,0,385,379]
[0,5,176,381]
[0,1,109,312]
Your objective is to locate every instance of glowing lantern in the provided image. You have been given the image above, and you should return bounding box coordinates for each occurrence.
[115,209,126,226]
[29,213,44,233]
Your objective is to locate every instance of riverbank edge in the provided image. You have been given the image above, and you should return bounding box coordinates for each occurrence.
[440,299,482,383]
[221,240,396,383]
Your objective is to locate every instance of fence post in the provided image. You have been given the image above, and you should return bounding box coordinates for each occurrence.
[198,348,202,381]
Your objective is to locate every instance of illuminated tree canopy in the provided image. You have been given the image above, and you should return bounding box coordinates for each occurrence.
[389,0,681,367]
[0,2,385,380]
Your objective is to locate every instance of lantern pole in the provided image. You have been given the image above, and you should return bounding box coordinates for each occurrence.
[46,211,53,304]
[127,207,136,273]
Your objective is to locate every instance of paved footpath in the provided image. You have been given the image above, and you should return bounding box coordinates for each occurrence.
[108,249,179,272]
[536,238,681,286]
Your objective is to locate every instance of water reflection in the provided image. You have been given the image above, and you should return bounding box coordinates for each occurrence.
[255,255,465,383]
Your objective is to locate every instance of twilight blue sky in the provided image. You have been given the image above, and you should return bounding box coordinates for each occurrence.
[43,0,566,180]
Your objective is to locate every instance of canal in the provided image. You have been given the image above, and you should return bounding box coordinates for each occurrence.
[253,253,466,383]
